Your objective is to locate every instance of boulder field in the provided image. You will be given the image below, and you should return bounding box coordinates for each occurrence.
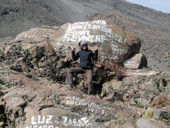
[0,20,169,128]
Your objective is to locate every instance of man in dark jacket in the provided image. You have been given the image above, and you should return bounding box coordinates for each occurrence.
[65,40,98,95]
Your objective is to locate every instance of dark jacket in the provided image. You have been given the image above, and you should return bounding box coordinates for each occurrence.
[72,48,98,69]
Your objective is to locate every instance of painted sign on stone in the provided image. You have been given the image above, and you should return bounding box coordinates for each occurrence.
[65,96,106,116]
[99,41,126,69]
[25,115,92,128]
[62,20,124,43]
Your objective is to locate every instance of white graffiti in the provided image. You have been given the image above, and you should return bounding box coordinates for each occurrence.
[9,97,19,104]
[65,96,106,115]
[125,60,136,66]
[128,71,144,76]
[62,20,123,43]
[127,70,158,76]
[31,115,53,125]
[61,116,91,127]
[25,125,58,128]
[100,43,124,63]
[111,44,125,55]
[25,115,91,128]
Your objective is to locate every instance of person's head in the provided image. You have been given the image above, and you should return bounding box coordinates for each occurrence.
[81,40,88,50]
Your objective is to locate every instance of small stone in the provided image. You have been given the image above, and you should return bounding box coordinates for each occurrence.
[136,118,169,128]
[153,109,161,119]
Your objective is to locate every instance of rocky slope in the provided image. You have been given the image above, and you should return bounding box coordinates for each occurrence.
[0,20,170,128]
[0,0,170,128]
[0,0,170,71]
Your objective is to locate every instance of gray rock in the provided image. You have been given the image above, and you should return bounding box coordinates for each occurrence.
[136,118,169,128]
[124,54,147,69]
[153,108,170,123]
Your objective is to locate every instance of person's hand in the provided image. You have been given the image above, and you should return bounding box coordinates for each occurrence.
[95,45,99,51]
[71,46,75,51]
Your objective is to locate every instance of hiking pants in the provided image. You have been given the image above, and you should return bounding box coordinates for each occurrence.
[65,67,93,94]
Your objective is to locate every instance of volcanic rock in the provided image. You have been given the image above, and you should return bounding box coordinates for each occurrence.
[124,54,147,69]
[0,20,169,128]
[1,72,139,128]
[136,118,169,128]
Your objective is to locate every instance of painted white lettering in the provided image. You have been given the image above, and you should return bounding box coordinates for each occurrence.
[89,108,94,113]
[101,110,105,115]
[73,119,79,127]
[66,96,71,100]
[92,25,101,30]
[70,100,74,105]
[79,36,90,42]
[77,25,83,29]
[100,20,107,26]
[87,24,91,29]
[62,116,68,126]
[31,116,37,125]
[38,115,45,124]
[68,118,73,126]
[62,35,70,42]
[95,35,101,42]
[66,100,70,105]
[78,119,85,127]
[46,115,53,124]
[101,35,106,42]
[81,117,91,126]
[67,24,72,30]
[70,36,77,42]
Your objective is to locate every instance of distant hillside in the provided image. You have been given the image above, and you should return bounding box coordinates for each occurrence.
[0,0,170,38]
[0,0,170,71]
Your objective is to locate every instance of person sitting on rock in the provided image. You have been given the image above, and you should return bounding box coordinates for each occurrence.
[65,40,98,95]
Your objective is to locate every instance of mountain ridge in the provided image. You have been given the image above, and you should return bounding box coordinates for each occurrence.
[0,0,170,37]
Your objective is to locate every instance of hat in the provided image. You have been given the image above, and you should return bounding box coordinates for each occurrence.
[81,40,88,46]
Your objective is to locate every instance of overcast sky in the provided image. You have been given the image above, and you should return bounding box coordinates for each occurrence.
[126,0,170,13]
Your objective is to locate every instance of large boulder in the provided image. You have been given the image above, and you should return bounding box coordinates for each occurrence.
[124,54,147,69]
[0,20,142,89]
[15,20,141,71]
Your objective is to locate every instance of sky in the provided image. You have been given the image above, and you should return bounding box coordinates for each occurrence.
[126,0,170,13]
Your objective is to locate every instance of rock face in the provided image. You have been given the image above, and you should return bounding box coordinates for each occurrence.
[0,20,169,128]
[124,54,147,69]
[136,118,169,128]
